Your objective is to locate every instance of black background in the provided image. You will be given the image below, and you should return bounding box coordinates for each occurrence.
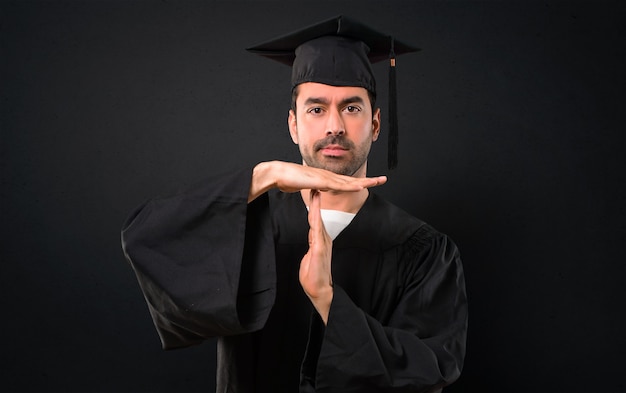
[1,1,624,392]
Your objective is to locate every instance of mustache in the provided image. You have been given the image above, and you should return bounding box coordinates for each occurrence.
[313,135,354,151]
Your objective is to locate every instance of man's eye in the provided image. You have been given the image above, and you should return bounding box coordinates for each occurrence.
[344,106,361,113]
[308,107,323,114]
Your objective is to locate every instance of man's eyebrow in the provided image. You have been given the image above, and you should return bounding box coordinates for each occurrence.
[339,96,366,107]
[302,96,366,107]
[303,97,329,106]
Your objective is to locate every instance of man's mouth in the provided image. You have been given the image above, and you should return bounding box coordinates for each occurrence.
[320,144,348,156]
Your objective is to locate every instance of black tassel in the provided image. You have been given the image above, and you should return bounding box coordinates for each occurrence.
[388,37,398,170]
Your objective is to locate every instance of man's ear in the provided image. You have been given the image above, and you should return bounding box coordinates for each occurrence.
[372,108,381,142]
[288,109,298,144]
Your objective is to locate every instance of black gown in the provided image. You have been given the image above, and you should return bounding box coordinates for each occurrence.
[121,167,468,392]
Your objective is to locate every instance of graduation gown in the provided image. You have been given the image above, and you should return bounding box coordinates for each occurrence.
[121,167,468,392]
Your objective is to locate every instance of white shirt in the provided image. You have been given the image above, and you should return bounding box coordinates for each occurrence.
[319,209,356,240]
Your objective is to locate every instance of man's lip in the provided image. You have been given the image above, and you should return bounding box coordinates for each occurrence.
[320,145,348,157]
[319,144,347,151]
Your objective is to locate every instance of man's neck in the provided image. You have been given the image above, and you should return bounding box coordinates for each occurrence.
[300,188,369,214]
[299,162,371,213]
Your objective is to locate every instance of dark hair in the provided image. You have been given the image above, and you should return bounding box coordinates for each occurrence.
[290,85,377,114]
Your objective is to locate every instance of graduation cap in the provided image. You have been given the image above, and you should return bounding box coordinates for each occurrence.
[247,15,419,169]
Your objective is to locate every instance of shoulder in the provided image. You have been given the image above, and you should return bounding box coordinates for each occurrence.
[366,193,426,243]
[367,193,455,255]
[367,196,463,288]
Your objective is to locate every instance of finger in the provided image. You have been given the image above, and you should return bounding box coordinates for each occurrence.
[309,189,332,250]
[358,175,388,188]
[327,175,388,192]
[308,189,323,235]
[372,175,388,186]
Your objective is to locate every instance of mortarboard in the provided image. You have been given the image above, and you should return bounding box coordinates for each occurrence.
[246,15,419,170]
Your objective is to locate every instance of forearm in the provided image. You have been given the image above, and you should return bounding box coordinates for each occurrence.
[122,167,276,347]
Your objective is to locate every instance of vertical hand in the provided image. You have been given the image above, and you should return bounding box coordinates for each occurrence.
[299,189,334,324]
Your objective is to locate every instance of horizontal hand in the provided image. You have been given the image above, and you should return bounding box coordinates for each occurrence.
[249,161,387,202]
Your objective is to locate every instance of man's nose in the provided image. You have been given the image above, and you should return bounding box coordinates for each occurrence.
[325,108,345,136]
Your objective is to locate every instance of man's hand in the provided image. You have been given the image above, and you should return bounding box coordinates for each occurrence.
[248,161,387,202]
[299,189,333,324]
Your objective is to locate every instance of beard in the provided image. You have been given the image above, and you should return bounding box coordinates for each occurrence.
[301,135,371,176]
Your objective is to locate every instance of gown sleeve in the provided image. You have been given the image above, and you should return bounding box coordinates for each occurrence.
[120,167,276,349]
[301,225,467,393]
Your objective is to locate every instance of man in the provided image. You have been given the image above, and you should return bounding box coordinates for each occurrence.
[122,15,467,392]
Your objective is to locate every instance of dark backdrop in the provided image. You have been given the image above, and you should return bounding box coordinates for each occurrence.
[1,1,624,392]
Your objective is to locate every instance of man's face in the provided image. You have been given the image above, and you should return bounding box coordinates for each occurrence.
[288,82,380,177]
